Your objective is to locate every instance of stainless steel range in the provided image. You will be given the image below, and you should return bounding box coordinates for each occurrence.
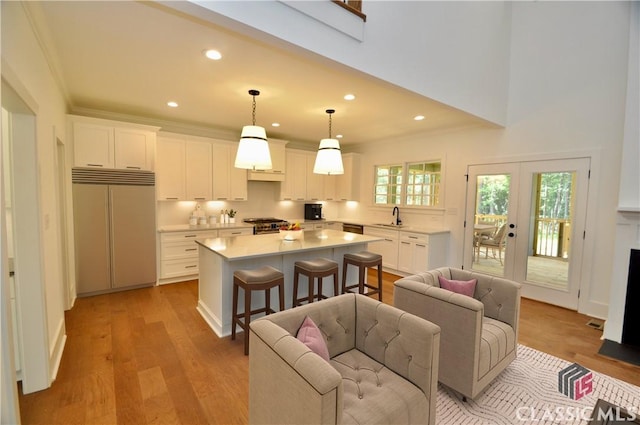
[243,217,290,235]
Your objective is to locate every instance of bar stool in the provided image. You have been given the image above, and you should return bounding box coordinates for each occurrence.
[232,265,285,355]
[342,251,383,301]
[292,258,339,307]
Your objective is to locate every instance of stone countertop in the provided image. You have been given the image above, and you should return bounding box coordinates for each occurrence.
[158,223,254,233]
[196,229,382,261]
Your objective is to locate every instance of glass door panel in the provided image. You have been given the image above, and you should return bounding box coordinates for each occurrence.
[465,158,589,310]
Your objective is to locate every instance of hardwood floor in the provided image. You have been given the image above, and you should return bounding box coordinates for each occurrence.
[18,273,640,424]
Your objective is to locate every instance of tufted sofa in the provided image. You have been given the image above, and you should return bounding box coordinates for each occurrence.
[394,267,521,400]
[248,293,441,425]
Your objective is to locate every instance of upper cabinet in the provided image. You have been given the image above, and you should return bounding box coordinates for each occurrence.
[281,150,360,201]
[247,139,287,181]
[156,133,247,202]
[212,142,248,201]
[70,115,158,170]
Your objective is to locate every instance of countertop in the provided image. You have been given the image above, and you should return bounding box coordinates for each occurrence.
[158,223,254,232]
[196,229,382,261]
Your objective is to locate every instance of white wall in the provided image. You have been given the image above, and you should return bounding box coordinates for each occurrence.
[336,2,632,319]
[1,1,69,390]
[174,0,512,126]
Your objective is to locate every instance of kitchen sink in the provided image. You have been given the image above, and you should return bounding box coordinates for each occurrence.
[373,223,404,228]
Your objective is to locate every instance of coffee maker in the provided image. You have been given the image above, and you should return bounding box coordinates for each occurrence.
[304,203,323,220]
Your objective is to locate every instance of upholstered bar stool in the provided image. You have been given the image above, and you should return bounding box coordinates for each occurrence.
[232,265,284,355]
[342,251,383,301]
[292,258,339,307]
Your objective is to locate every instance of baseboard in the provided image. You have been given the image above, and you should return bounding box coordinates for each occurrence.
[49,318,67,381]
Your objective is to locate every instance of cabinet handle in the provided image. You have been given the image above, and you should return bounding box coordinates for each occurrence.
[401,241,410,245]
[185,265,197,269]
[409,236,418,240]
[217,197,228,200]
[416,244,426,247]
[165,197,179,200]
[184,234,198,238]
[126,166,141,170]
[234,198,245,201]
[86,163,103,167]
[230,232,242,235]
[273,170,283,173]
[193,197,206,200]
[185,248,197,252]
[384,238,394,242]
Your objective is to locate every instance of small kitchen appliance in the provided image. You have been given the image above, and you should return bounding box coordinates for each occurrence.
[304,203,323,220]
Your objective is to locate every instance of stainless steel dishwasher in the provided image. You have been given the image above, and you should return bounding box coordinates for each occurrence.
[342,223,364,234]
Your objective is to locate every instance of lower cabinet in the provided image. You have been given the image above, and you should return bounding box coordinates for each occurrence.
[397,231,449,274]
[365,227,450,275]
[364,227,399,270]
[159,230,218,283]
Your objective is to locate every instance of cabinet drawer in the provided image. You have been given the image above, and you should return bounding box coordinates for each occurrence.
[161,230,218,243]
[364,226,399,239]
[219,228,253,237]
[161,242,199,260]
[161,258,199,279]
[400,232,429,244]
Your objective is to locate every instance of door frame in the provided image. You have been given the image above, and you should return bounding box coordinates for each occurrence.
[462,151,600,314]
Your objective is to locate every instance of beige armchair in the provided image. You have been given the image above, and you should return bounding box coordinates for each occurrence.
[394,267,521,400]
[249,293,441,425]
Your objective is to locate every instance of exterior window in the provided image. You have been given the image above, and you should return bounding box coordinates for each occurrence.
[374,161,442,207]
[374,165,403,205]
[406,161,441,206]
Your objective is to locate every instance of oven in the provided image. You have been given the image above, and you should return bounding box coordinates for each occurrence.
[243,218,290,235]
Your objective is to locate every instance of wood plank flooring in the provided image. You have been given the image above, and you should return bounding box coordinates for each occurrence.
[18,273,640,424]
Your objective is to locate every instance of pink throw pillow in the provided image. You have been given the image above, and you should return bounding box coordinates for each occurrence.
[438,275,477,298]
[296,316,330,362]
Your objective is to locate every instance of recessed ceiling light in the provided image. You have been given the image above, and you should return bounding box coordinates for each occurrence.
[344,94,356,101]
[167,101,179,108]
[204,49,222,60]
[271,123,280,127]
[414,115,425,121]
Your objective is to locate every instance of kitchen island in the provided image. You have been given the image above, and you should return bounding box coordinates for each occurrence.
[196,229,382,337]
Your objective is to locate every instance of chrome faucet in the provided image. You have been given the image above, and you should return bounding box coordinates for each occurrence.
[392,206,402,226]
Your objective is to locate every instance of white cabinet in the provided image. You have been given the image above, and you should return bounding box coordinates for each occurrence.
[156,137,186,200]
[398,231,449,274]
[219,227,253,237]
[336,153,360,201]
[156,137,212,201]
[159,230,218,282]
[185,141,212,201]
[299,222,326,231]
[71,116,157,170]
[247,139,287,181]
[281,150,308,201]
[364,226,399,270]
[306,154,324,201]
[212,143,247,201]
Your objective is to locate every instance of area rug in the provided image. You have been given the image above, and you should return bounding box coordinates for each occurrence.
[436,344,640,424]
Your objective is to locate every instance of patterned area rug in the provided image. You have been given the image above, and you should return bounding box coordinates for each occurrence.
[436,344,640,424]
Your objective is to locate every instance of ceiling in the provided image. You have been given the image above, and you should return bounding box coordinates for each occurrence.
[32,1,490,149]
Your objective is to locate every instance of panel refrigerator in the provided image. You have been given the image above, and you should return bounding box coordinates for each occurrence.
[72,168,157,295]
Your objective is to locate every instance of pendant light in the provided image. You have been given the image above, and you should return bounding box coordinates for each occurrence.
[235,89,272,170]
[313,109,344,175]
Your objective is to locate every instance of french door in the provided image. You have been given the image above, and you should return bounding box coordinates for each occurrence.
[463,158,590,309]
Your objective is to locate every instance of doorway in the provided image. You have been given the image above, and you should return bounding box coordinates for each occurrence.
[464,158,591,309]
